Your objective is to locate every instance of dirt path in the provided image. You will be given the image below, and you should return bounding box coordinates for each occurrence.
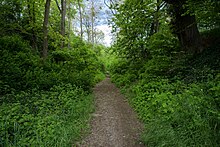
[80,78,144,147]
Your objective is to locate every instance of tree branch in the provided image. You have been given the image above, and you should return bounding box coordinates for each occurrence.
[55,0,62,14]
[104,0,116,15]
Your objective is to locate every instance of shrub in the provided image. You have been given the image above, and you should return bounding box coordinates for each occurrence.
[0,35,104,94]
[110,30,220,146]
[0,34,104,146]
[0,84,94,146]
[0,35,30,53]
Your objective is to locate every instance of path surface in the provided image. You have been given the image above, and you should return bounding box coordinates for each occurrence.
[80,78,144,147]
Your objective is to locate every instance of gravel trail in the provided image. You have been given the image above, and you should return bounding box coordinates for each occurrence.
[80,78,144,147]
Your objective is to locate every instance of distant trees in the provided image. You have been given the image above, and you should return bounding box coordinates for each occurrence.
[150,0,165,36]
[75,0,104,45]
[0,0,108,60]
[77,0,83,40]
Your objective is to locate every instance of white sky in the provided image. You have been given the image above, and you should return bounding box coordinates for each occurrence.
[96,24,112,46]
[74,0,113,46]
[85,0,113,46]
[96,0,113,47]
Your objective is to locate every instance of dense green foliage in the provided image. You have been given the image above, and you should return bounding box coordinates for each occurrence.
[0,0,108,145]
[111,31,220,146]
[0,35,105,146]
[110,0,220,146]
[1,85,94,146]
[186,0,220,29]
[1,0,220,146]
[0,35,104,94]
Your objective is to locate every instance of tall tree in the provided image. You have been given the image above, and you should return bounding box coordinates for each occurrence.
[42,0,51,59]
[81,0,101,45]
[91,0,95,46]
[83,14,91,42]
[67,0,71,48]
[61,0,66,48]
[27,0,37,50]
[112,0,159,59]
[164,0,203,53]
[77,0,83,40]
[150,0,165,35]
[55,0,67,48]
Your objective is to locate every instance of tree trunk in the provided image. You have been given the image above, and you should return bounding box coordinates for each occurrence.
[91,0,95,47]
[150,0,161,36]
[32,1,37,50]
[61,0,66,48]
[154,0,160,33]
[78,0,83,40]
[85,17,91,42]
[164,0,203,53]
[87,26,90,42]
[175,14,202,53]
[68,0,71,48]
[42,0,51,59]
[27,0,37,50]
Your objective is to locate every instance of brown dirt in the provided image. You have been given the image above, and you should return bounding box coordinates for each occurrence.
[80,78,144,147]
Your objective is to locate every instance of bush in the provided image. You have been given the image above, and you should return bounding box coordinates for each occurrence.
[0,84,94,146]
[110,30,220,146]
[0,35,30,53]
[112,67,220,146]
[0,35,104,145]
[131,78,220,146]
[0,35,105,94]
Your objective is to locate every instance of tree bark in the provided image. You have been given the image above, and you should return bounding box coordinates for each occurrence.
[42,0,51,59]
[61,0,66,48]
[164,0,203,53]
[68,0,71,48]
[175,14,202,53]
[32,1,37,50]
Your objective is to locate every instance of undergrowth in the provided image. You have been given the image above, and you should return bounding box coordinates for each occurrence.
[110,29,220,146]
[0,35,104,146]
[0,85,94,146]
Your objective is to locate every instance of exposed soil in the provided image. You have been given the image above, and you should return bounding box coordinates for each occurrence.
[80,78,144,147]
